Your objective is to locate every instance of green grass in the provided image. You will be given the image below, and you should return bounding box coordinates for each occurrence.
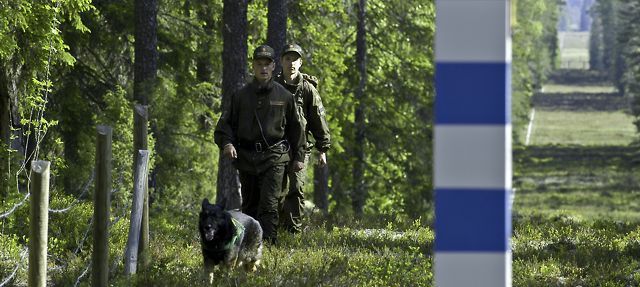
[107,213,435,287]
[559,31,589,49]
[524,110,637,146]
[541,84,618,94]
[512,139,640,286]
[560,48,588,61]
[514,190,640,221]
[559,31,589,69]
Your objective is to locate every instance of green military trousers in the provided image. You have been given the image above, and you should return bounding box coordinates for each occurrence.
[280,153,310,233]
[240,163,286,244]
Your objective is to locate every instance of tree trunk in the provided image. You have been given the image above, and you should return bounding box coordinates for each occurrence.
[134,0,157,271]
[313,163,329,215]
[267,0,288,72]
[352,0,367,216]
[0,65,10,147]
[134,0,158,106]
[216,0,248,210]
[2,56,29,167]
[196,0,215,83]
[0,64,11,197]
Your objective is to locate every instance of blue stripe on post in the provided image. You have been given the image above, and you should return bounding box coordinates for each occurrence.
[435,62,511,124]
[434,188,511,252]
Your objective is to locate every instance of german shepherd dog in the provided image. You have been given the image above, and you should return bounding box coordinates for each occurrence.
[199,199,263,282]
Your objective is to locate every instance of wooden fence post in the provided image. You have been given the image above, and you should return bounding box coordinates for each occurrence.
[124,150,150,275]
[133,104,150,269]
[93,125,112,287]
[28,160,50,287]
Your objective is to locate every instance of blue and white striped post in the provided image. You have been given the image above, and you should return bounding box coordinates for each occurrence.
[434,0,512,286]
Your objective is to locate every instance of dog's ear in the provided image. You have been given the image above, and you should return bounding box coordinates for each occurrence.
[202,198,210,209]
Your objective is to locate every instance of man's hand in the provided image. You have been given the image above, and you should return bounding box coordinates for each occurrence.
[317,152,327,167]
[223,144,237,159]
[292,160,305,172]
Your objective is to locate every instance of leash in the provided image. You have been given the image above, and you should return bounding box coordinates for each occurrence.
[254,109,290,153]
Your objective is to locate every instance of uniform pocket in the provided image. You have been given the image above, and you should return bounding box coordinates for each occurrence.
[270,101,286,118]
[269,101,286,131]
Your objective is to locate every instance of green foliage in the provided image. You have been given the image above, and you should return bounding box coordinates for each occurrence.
[587,0,640,130]
[151,76,219,209]
[96,87,136,206]
[615,0,640,131]
[513,214,640,286]
[0,0,94,196]
[590,0,621,83]
[0,233,26,286]
[512,0,560,142]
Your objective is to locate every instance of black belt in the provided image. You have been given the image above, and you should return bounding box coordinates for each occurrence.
[237,140,288,153]
[237,141,267,152]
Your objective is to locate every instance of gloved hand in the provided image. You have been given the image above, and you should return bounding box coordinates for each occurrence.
[223,144,237,159]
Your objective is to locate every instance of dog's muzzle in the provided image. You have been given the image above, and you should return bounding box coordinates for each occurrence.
[204,225,216,241]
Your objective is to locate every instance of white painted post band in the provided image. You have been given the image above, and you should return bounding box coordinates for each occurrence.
[434,0,512,286]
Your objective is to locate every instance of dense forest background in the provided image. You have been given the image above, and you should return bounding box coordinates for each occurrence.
[589,0,640,128]
[4,0,640,285]
[0,0,567,218]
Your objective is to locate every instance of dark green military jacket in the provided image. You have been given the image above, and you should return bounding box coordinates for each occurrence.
[214,78,306,174]
[275,73,331,153]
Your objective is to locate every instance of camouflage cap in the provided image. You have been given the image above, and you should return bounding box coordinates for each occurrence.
[282,43,303,57]
[253,45,275,62]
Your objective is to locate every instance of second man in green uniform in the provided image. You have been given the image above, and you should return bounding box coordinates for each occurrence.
[276,43,331,233]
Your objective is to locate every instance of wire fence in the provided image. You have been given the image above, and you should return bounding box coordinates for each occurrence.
[0,193,30,219]
[0,247,28,287]
[49,171,95,213]
[0,174,129,286]
[0,1,134,285]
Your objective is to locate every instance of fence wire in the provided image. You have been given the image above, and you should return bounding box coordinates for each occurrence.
[73,262,91,287]
[2,179,132,285]
[0,247,28,287]
[0,193,30,219]
[49,171,95,213]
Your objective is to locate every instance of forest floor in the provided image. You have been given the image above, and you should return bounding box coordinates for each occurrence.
[511,30,640,285]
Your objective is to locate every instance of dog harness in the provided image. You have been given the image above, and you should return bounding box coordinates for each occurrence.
[221,217,245,251]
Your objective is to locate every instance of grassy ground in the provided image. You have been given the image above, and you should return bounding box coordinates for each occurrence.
[513,57,640,285]
[3,142,640,286]
[513,144,640,286]
[559,31,589,69]
[524,110,636,146]
[541,84,618,94]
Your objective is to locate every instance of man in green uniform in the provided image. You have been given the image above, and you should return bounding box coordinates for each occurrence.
[276,43,331,233]
[214,44,306,243]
